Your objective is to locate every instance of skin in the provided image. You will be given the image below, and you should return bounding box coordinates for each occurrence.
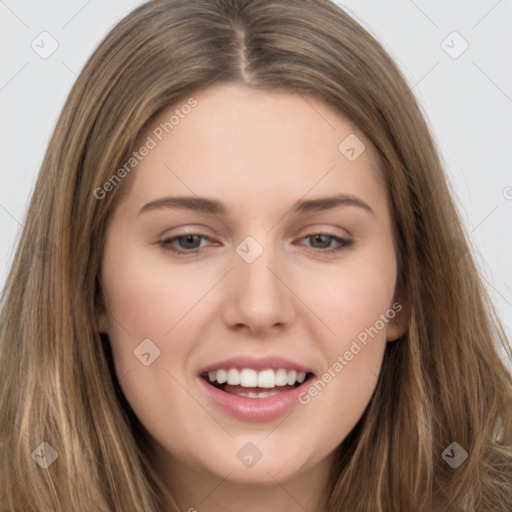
[99,83,407,512]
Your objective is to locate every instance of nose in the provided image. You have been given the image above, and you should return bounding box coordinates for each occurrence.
[221,242,296,336]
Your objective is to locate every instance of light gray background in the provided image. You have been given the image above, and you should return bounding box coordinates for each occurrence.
[1,1,511,361]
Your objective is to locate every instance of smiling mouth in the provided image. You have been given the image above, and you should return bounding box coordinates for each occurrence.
[200,368,315,398]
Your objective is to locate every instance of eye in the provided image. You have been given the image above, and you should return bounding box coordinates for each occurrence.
[160,233,214,254]
[298,233,353,253]
[159,232,353,256]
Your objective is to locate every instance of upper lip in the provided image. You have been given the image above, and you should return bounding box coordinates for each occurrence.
[199,355,315,376]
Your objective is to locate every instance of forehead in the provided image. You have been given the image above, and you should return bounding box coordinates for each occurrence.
[120,83,386,217]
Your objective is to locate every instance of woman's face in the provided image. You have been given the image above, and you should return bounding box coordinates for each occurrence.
[99,83,406,488]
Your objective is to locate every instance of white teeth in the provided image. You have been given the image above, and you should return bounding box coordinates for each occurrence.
[257,369,275,388]
[205,368,309,388]
[227,368,240,385]
[286,370,297,386]
[240,368,258,387]
[238,390,282,398]
[275,369,288,386]
[216,369,227,384]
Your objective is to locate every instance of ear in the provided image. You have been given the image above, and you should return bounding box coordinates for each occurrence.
[386,286,408,342]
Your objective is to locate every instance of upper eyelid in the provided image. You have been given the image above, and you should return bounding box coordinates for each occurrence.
[160,224,351,240]
[160,231,349,241]
[161,233,212,246]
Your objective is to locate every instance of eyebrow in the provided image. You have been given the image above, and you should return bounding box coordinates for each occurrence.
[138,193,374,216]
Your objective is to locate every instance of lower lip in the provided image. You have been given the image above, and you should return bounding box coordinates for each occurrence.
[198,376,313,422]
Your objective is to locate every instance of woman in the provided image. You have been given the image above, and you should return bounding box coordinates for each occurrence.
[1,0,511,510]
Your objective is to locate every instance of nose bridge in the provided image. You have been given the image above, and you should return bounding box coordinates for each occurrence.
[236,235,282,302]
[240,244,276,293]
[221,234,295,332]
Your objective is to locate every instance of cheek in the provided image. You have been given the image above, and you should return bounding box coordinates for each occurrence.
[102,246,211,337]
[294,270,393,438]
[100,248,212,438]
[291,248,395,426]
[296,248,397,345]
[100,245,214,385]
[297,349,383,447]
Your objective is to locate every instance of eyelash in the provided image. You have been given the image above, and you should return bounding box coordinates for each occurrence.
[159,232,353,255]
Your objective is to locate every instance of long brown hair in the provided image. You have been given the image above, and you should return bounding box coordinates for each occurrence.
[1,0,511,510]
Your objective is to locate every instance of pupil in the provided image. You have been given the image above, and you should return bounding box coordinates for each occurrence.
[312,234,330,248]
[179,234,201,249]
